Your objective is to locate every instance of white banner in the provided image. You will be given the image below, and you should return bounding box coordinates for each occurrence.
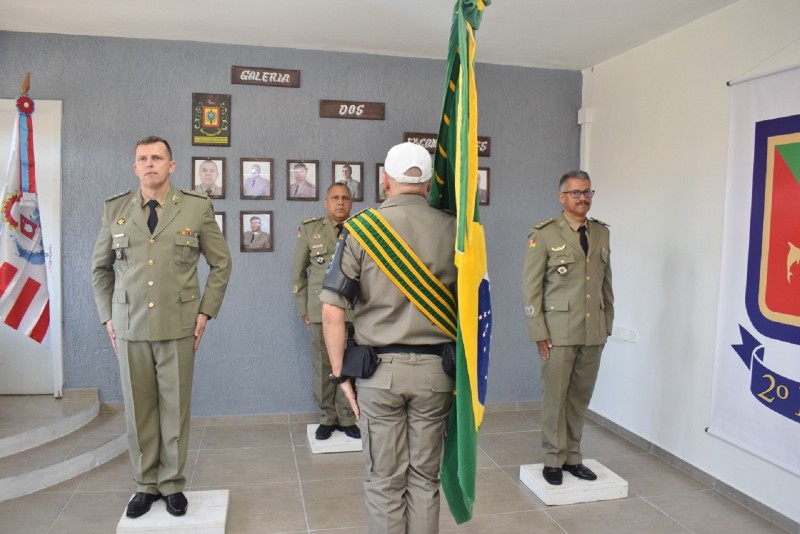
[710,67,800,475]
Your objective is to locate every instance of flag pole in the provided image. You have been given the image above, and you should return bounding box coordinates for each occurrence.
[21,72,31,96]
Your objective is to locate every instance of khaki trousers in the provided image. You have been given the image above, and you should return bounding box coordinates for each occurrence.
[310,322,355,426]
[540,344,603,468]
[118,337,195,495]
[356,353,454,534]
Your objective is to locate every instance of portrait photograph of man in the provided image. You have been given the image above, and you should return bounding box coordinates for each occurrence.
[241,158,273,199]
[287,160,318,200]
[214,211,226,238]
[333,161,363,202]
[375,164,387,202]
[240,211,273,252]
[478,167,490,205]
[192,157,225,198]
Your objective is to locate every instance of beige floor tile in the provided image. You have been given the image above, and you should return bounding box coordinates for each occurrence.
[199,423,292,449]
[580,425,649,459]
[545,497,690,534]
[76,452,135,492]
[0,491,72,533]
[647,489,788,534]
[38,472,87,494]
[440,510,564,533]
[302,476,368,530]
[294,444,366,481]
[223,483,308,533]
[187,424,204,450]
[599,453,707,497]
[480,411,541,434]
[66,432,121,458]
[77,412,127,434]
[191,446,297,487]
[465,467,544,516]
[477,430,541,467]
[0,433,83,477]
[49,490,133,534]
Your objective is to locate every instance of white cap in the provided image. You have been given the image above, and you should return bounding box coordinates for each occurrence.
[384,142,432,183]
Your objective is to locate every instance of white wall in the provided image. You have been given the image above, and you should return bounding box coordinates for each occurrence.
[582,0,800,524]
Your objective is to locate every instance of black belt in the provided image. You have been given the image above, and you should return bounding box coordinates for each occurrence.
[373,343,447,356]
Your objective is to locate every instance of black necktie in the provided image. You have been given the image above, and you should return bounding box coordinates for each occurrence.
[250,233,255,243]
[205,188,213,196]
[578,225,589,256]
[335,223,343,236]
[146,199,159,234]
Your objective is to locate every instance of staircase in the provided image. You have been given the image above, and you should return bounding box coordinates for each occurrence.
[0,390,127,502]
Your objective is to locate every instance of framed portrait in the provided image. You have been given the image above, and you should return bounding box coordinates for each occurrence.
[240,211,273,252]
[191,157,225,199]
[241,158,273,199]
[213,211,226,238]
[287,160,319,201]
[332,161,364,201]
[375,164,387,203]
[478,167,490,205]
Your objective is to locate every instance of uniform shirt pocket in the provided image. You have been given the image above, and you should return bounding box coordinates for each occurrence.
[111,236,131,270]
[111,289,129,330]
[174,234,200,265]
[179,287,201,329]
[357,367,392,390]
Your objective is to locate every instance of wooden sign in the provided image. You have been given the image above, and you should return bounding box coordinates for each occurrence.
[231,66,300,88]
[320,100,385,120]
[403,131,492,157]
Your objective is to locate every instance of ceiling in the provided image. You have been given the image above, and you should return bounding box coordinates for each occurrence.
[1,0,738,69]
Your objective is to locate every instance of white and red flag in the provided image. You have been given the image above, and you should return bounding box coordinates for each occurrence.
[0,91,50,346]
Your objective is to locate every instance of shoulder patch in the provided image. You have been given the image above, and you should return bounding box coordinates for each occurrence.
[590,217,609,227]
[301,216,322,225]
[533,218,554,230]
[105,190,132,202]
[180,188,207,198]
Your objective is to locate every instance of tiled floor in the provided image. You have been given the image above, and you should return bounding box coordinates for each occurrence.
[0,400,789,534]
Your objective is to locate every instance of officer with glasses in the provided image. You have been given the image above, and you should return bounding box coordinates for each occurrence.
[521,169,614,486]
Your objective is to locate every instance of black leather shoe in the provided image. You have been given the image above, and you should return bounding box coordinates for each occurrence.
[164,492,188,516]
[542,466,563,485]
[126,492,160,518]
[340,424,360,439]
[315,424,335,440]
[563,463,597,481]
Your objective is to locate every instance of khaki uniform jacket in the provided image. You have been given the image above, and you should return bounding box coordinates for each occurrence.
[320,194,456,347]
[244,231,271,250]
[292,216,352,323]
[522,213,613,346]
[91,185,232,341]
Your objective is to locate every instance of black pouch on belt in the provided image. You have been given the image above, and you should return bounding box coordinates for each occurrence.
[342,341,380,378]
[441,343,456,379]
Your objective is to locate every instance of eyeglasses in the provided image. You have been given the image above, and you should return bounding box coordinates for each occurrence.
[561,189,595,199]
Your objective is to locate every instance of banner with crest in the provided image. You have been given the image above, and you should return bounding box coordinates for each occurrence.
[710,66,800,475]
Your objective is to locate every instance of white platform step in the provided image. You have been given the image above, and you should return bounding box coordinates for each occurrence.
[117,490,229,533]
[519,459,628,506]
[306,423,362,454]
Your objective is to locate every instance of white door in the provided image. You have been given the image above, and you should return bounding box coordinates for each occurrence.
[0,99,63,395]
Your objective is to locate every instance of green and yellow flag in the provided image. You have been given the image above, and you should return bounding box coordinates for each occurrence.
[432,0,492,524]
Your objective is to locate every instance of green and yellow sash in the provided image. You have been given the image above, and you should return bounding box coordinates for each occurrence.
[345,208,456,340]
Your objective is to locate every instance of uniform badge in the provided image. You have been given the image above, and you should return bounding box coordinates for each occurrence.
[551,244,566,251]
[316,256,325,264]
[116,218,125,225]
[524,305,535,316]
[314,234,321,239]
[557,266,568,275]
[528,239,537,248]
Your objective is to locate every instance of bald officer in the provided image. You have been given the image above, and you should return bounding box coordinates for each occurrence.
[521,170,613,486]
[92,136,232,518]
[291,182,358,440]
[321,142,456,533]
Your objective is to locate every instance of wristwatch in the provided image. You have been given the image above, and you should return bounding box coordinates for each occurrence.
[328,372,348,385]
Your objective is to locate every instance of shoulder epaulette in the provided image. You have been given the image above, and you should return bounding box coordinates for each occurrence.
[105,190,132,202]
[180,188,207,198]
[590,217,609,227]
[301,216,323,225]
[533,218,554,229]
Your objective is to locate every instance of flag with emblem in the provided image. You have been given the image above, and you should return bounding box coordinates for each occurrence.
[431,0,492,524]
[0,85,50,346]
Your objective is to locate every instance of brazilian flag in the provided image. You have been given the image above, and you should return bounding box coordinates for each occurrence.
[431,0,492,524]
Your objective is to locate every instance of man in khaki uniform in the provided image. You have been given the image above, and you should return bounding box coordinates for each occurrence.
[243,215,271,250]
[194,159,222,197]
[291,182,358,440]
[521,170,613,486]
[92,136,232,518]
[321,143,456,533]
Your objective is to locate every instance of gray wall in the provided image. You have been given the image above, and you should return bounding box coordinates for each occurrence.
[0,31,581,415]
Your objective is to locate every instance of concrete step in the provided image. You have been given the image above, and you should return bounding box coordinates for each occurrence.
[0,393,128,502]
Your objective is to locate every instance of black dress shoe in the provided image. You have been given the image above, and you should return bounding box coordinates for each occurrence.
[563,463,597,481]
[164,492,188,516]
[542,466,563,485]
[126,492,160,518]
[340,424,361,439]
[315,424,335,440]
